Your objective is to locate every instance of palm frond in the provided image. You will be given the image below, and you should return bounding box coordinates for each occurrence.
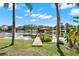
[67,3,79,7]
[25,3,32,12]
[73,16,79,19]
[4,3,9,8]
[75,3,79,7]
[73,20,79,23]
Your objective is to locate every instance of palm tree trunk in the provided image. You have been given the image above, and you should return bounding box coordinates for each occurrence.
[55,3,60,47]
[11,3,16,45]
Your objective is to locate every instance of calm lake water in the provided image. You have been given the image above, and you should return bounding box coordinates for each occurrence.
[0,32,66,42]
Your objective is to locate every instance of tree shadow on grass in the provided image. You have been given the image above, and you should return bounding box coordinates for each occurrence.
[0,52,6,56]
[57,46,65,56]
[0,44,12,50]
[0,44,12,56]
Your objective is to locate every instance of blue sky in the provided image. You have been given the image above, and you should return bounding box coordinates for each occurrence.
[0,3,79,27]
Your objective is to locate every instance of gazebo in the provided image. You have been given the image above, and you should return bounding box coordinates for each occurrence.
[37,27,52,34]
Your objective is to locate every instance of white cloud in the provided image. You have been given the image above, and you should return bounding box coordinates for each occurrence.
[70,8,79,15]
[60,3,75,9]
[24,14,28,16]
[25,10,30,13]
[16,16,23,19]
[31,13,52,19]
[0,3,4,7]
[8,3,13,10]
[31,19,36,22]
[38,9,42,11]
[38,14,52,19]
[8,3,12,8]
[31,14,40,17]
[51,4,55,9]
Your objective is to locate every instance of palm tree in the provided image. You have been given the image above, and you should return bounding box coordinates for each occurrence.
[4,3,32,45]
[55,3,61,47]
[11,3,15,45]
[67,3,79,48]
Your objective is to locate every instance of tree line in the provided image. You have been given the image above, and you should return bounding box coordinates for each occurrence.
[0,24,53,33]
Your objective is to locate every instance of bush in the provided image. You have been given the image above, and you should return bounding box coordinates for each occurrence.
[40,34,52,42]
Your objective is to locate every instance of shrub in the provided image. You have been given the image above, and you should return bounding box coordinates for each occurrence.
[40,34,52,42]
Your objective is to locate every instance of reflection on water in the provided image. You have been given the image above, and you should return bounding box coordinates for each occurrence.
[0,32,33,40]
[52,33,66,43]
[0,32,66,42]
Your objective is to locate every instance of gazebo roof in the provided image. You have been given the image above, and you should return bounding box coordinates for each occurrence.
[38,28,51,31]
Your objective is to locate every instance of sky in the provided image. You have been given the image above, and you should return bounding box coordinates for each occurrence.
[0,3,79,27]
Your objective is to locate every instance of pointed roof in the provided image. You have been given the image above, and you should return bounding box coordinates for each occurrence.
[32,36,42,46]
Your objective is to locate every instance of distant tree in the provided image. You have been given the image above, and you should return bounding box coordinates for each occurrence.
[1,25,8,32]
[7,26,12,32]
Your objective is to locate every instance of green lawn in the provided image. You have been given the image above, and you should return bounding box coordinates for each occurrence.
[0,39,79,56]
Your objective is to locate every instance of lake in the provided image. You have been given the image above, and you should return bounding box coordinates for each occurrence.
[0,32,66,42]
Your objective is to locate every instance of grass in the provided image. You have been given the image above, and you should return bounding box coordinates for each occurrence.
[0,39,79,56]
